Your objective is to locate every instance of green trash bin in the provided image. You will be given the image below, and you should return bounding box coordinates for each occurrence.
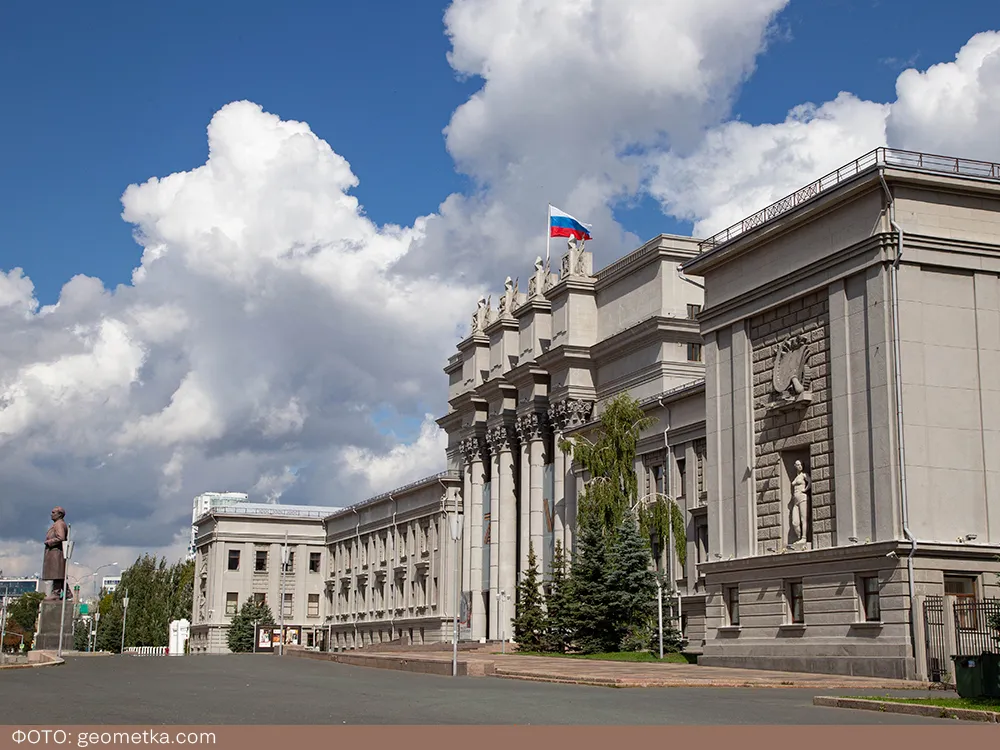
[952,655,985,699]
[981,652,1000,698]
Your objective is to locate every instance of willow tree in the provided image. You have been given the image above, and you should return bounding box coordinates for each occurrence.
[558,393,652,535]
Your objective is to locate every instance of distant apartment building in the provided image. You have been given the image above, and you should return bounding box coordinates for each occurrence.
[0,577,40,604]
[101,576,121,594]
[188,492,251,560]
[189,502,338,653]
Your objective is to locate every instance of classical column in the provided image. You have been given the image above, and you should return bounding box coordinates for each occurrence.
[462,436,487,642]
[528,417,547,574]
[562,400,593,556]
[488,422,517,642]
[517,421,531,577]
[487,433,501,640]
[548,402,567,558]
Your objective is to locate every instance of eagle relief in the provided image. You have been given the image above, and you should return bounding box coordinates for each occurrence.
[768,334,814,412]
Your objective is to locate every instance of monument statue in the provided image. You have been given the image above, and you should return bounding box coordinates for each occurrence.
[42,506,70,601]
[497,276,519,315]
[789,461,811,545]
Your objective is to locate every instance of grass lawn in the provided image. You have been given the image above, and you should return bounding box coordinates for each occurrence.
[511,650,695,664]
[846,695,1000,711]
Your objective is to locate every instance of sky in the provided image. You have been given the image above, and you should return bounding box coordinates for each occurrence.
[0,0,998,579]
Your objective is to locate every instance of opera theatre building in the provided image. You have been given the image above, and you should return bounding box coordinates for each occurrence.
[194,148,1000,682]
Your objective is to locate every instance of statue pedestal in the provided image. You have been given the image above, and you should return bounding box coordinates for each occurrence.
[34,599,75,651]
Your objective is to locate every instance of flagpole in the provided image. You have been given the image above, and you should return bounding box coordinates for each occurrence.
[545,204,552,271]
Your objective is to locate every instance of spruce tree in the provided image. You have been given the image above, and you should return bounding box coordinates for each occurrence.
[512,543,546,651]
[567,512,618,653]
[227,597,276,653]
[607,516,658,652]
[543,540,572,653]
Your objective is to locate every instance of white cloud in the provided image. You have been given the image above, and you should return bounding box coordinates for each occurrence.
[649,31,1000,238]
[339,415,450,497]
[6,5,995,580]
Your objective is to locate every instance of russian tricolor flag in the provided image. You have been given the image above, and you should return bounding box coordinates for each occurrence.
[549,206,593,241]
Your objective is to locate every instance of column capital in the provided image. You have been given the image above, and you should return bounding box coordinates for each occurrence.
[515,411,549,443]
[485,423,515,454]
[459,435,486,465]
[548,398,594,432]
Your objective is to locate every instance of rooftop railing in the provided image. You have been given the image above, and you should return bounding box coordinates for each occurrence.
[325,470,462,520]
[697,147,1000,253]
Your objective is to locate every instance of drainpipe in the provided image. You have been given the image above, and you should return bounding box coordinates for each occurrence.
[389,493,397,641]
[880,171,919,665]
[352,507,360,650]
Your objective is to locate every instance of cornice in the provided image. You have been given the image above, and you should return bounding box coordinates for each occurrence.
[457,333,489,354]
[696,235,888,335]
[683,170,885,277]
[590,315,702,363]
[594,237,701,290]
[545,275,597,302]
[483,316,520,337]
[435,411,464,433]
[512,297,553,319]
[535,343,594,372]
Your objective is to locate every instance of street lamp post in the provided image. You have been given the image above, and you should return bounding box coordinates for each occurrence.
[57,538,75,658]
[120,590,129,654]
[449,507,462,677]
[92,612,101,652]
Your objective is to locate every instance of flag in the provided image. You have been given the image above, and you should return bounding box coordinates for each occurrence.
[549,205,593,241]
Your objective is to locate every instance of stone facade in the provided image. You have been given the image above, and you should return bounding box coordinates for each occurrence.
[685,148,1000,680]
[323,472,463,650]
[750,291,835,552]
[190,506,334,654]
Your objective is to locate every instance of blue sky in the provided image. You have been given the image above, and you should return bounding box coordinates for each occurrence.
[1,0,995,306]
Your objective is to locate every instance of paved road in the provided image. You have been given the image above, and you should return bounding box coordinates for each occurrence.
[0,655,951,725]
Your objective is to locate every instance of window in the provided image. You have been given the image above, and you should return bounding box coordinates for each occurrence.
[284,551,295,573]
[860,576,880,622]
[676,457,687,500]
[726,586,740,626]
[687,343,703,362]
[945,576,977,629]
[696,522,709,565]
[227,549,240,571]
[253,593,266,607]
[282,592,293,618]
[309,552,321,573]
[687,303,702,319]
[255,549,268,573]
[308,593,320,618]
[225,592,238,616]
[787,581,804,624]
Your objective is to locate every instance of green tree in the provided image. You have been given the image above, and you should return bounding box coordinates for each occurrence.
[73,618,91,651]
[227,598,276,653]
[513,543,546,651]
[6,591,44,636]
[559,393,652,536]
[607,517,658,651]
[93,555,195,652]
[567,512,618,653]
[542,540,571,653]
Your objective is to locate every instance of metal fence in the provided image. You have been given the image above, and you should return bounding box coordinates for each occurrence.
[954,598,1000,657]
[923,596,948,683]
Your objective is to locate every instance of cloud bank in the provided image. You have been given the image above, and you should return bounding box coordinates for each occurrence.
[1,3,998,577]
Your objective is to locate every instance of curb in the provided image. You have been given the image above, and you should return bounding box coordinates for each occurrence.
[0,655,64,670]
[813,696,1000,723]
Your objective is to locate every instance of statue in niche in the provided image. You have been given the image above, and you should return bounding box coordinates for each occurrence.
[770,334,813,412]
[788,460,811,545]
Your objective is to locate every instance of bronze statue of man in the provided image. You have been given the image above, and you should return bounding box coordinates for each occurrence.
[43,507,70,601]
